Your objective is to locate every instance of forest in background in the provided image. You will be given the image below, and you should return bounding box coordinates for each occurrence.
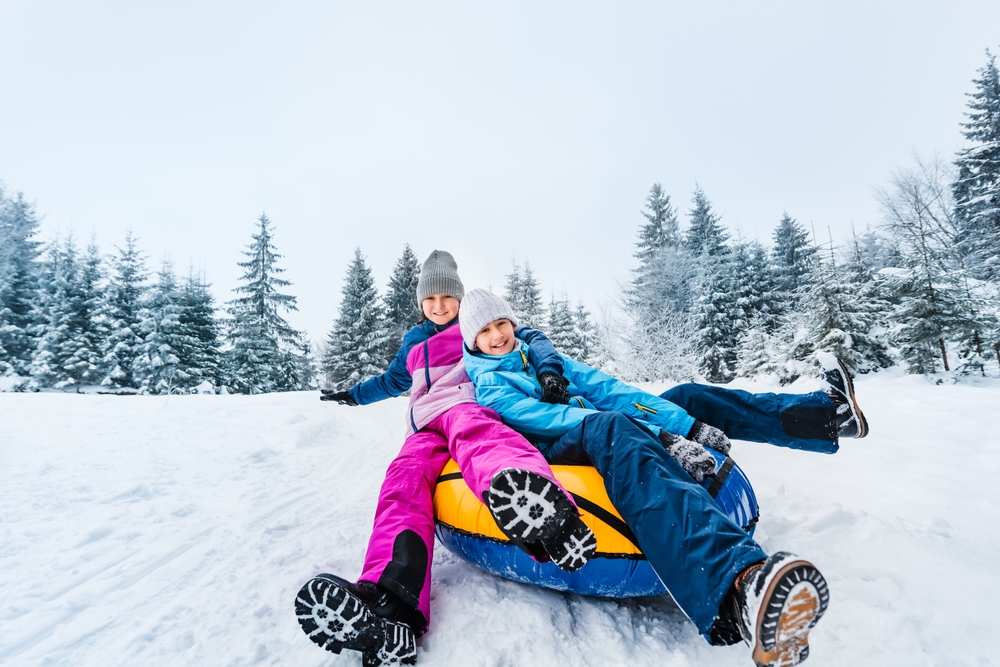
[2,51,999,394]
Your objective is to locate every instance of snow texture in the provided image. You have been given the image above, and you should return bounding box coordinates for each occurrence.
[1,373,998,666]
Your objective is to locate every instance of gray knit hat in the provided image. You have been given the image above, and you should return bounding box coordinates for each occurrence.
[417,250,465,303]
[459,289,519,350]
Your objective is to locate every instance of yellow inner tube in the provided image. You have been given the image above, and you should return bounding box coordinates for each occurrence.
[433,459,642,557]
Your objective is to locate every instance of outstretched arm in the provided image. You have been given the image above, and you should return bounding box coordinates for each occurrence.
[566,359,696,436]
[342,329,420,405]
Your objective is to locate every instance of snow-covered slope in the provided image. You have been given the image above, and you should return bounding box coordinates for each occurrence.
[1,373,998,666]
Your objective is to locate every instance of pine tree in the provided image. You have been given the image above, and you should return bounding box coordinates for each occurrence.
[771,213,817,310]
[30,234,105,389]
[225,213,306,393]
[503,261,523,318]
[177,270,223,389]
[101,231,148,389]
[573,302,597,365]
[953,49,1000,281]
[29,235,76,387]
[731,240,780,336]
[0,188,43,375]
[800,241,871,375]
[294,337,319,390]
[323,248,390,390]
[627,184,696,331]
[692,263,738,383]
[384,244,421,359]
[133,260,194,394]
[684,185,730,259]
[735,314,784,379]
[546,294,576,357]
[504,261,546,328]
[635,183,679,265]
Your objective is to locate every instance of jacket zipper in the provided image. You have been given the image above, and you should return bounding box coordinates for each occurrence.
[423,340,432,390]
[634,402,658,415]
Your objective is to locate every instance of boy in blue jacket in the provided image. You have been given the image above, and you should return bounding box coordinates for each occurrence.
[459,289,839,667]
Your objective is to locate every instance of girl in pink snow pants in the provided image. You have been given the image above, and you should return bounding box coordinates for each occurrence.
[295,250,595,667]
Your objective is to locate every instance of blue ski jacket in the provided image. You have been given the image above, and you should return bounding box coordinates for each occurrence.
[463,341,696,444]
[349,319,565,405]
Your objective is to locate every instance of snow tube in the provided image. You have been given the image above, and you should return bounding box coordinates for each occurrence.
[433,449,758,598]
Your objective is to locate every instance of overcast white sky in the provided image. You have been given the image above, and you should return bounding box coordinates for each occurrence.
[2,1,999,341]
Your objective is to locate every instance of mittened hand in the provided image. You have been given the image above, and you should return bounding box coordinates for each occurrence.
[688,420,731,455]
[538,372,571,405]
[320,389,358,405]
[658,431,718,483]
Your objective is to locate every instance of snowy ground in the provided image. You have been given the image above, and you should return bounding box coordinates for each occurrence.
[2,373,999,667]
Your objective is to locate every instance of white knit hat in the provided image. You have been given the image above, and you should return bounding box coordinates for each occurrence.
[459,289,519,350]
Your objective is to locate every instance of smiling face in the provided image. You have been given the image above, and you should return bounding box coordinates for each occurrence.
[422,294,461,326]
[474,318,516,356]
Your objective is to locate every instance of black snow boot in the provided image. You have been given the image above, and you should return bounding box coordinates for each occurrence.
[817,352,869,439]
[485,468,597,572]
[733,552,830,667]
[295,573,419,666]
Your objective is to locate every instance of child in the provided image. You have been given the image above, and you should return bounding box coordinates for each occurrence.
[459,288,841,667]
[295,252,596,667]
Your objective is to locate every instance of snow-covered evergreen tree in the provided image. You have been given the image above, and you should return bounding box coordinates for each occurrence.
[177,270,223,389]
[771,213,816,311]
[503,261,546,328]
[691,261,738,383]
[684,185,730,259]
[133,261,193,394]
[839,230,895,373]
[573,302,598,365]
[225,214,306,394]
[101,231,148,389]
[323,248,390,390]
[635,183,680,265]
[735,314,784,379]
[0,188,43,375]
[953,49,1000,281]
[800,242,869,375]
[28,234,104,389]
[384,244,421,359]
[622,184,700,381]
[294,338,319,391]
[730,239,781,336]
[546,293,576,357]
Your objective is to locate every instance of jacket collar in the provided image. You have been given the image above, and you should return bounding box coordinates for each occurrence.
[463,340,531,382]
[418,317,459,335]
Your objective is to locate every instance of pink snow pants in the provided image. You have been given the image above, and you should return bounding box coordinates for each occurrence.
[357,402,573,632]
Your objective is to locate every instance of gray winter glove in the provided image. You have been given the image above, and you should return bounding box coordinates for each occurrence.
[320,389,357,406]
[687,420,731,455]
[658,431,718,483]
[538,372,571,405]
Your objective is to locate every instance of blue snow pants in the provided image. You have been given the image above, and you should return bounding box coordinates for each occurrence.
[661,384,840,454]
[537,411,768,635]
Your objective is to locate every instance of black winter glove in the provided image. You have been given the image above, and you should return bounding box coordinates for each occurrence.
[658,430,718,483]
[687,420,731,455]
[320,389,358,406]
[538,372,571,405]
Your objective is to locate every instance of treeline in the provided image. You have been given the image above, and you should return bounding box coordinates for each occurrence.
[4,51,1000,393]
[603,51,1000,383]
[0,210,315,394]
